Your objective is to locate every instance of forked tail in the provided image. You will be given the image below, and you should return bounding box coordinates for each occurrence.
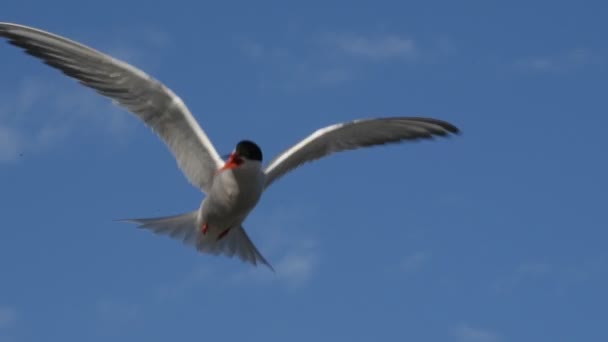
[120,211,273,270]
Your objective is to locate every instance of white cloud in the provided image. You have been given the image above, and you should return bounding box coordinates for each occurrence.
[275,242,319,288]
[516,48,602,72]
[96,299,139,326]
[400,251,431,273]
[254,205,321,285]
[452,324,500,342]
[237,37,351,89]
[494,257,606,295]
[219,203,321,288]
[276,252,315,282]
[126,26,171,50]
[154,264,215,301]
[493,261,554,293]
[328,33,417,61]
[0,306,17,329]
[0,125,22,162]
[237,31,430,89]
[156,244,318,298]
[239,39,263,59]
[0,75,132,163]
[156,224,320,298]
[240,32,420,63]
[316,67,355,86]
[84,25,171,69]
[231,236,320,289]
[259,204,322,284]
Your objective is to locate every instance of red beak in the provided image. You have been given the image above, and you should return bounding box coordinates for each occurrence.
[219,152,243,171]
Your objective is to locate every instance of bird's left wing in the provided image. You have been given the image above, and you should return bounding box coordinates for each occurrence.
[0,22,224,192]
[264,117,459,188]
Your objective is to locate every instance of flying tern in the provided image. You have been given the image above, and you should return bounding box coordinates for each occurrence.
[0,22,460,270]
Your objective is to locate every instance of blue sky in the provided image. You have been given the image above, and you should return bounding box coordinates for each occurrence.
[1,0,607,341]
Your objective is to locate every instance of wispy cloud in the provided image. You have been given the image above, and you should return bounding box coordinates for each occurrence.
[0,77,129,163]
[238,37,355,89]
[515,48,602,73]
[452,324,501,342]
[154,264,215,301]
[251,204,321,287]
[327,33,417,61]
[493,261,556,293]
[0,306,17,329]
[231,240,319,289]
[102,26,171,68]
[274,239,319,287]
[232,214,321,289]
[239,39,290,61]
[237,30,437,89]
[400,251,431,273]
[153,205,321,299]
[96,299,139,327]
[0,125,22,162]
[494,257,606,294]
[0,27,171,163]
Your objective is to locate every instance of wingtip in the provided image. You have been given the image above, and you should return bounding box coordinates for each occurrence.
[433,119,461,136]
[449,125,462,136]
[113,218,136,223]
[262,261,276,273]
[398,117,461,136]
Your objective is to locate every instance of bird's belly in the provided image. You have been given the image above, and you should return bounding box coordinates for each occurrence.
[201,168,264,230]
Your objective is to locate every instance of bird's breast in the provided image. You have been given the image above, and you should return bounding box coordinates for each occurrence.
[201,163,265,228]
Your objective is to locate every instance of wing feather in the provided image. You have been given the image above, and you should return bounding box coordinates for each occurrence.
[264,117,459,188]
[0,22,223,192]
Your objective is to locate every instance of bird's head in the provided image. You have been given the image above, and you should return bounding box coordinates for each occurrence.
[221,140,263,170]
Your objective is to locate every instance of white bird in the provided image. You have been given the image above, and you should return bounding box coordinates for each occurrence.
[0,22,460,270]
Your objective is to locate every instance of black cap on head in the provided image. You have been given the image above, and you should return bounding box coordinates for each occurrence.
[235,140,263,162]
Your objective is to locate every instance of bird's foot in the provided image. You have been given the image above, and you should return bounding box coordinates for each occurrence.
[201,223,209,235]
[217,228,231,241]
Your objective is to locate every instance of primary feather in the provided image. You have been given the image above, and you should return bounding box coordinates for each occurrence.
[264,117,460,188]
[0,22,223,192]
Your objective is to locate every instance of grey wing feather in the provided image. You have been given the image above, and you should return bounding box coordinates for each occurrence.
[0,22,223,192]
[264,117,460,188]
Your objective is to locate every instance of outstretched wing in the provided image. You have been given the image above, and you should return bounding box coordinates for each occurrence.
[264,117,459,188]
[0,22,223,192]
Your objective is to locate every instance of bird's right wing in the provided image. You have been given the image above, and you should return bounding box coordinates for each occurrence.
[0,22,223,192]
[264,117,460,188]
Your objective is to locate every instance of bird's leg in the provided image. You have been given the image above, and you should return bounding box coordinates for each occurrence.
[217,228,231,241]
[201,223,209,235]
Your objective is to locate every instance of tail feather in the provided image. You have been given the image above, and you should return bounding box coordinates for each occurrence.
[120,211,273,271]
[229,227,273,270]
